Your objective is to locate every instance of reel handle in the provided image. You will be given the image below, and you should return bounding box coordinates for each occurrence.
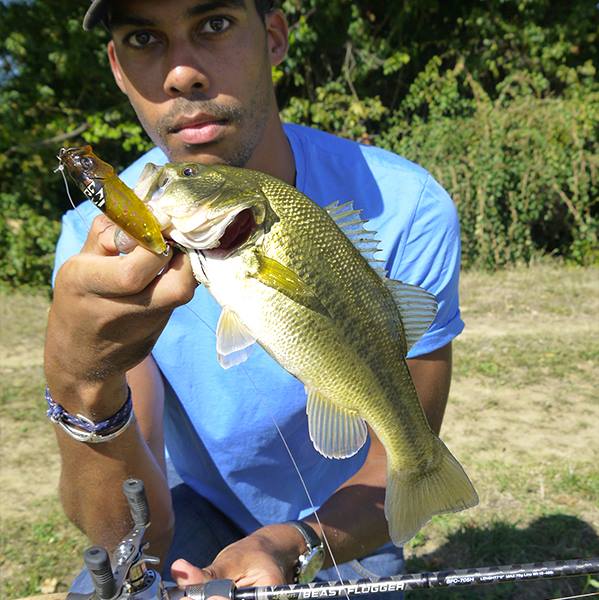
[83,546,116,600]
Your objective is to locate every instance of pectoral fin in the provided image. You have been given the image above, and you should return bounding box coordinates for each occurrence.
[251,253,328,316]
[305,387,368,459]
[216,306,256,369]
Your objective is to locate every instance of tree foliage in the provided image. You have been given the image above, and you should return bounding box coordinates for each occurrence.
[0,2,151,287]
[1,0,597,286]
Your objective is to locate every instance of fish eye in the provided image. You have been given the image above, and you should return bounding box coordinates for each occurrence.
[80,157,94,170]
[182,166,197,177]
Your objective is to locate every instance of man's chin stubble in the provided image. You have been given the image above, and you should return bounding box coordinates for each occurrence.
[165,139,255,168]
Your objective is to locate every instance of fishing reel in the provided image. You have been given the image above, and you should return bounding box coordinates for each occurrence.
[66,479,227,600]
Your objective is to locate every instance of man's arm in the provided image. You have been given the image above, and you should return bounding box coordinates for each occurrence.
[406,343,451,436]
[45,215,196,562]
[170,343,453,585]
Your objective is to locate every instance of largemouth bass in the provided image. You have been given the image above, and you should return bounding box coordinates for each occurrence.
[138,160,478,545]
[58,147,478,544]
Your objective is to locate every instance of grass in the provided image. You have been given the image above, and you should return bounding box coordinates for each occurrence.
[456,333,598,387]
[402,263,599,598]
[0,288,88,598]
[1,263,598,598]
[0,510,86,599]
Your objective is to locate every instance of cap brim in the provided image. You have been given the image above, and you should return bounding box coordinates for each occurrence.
[83,0,109,31]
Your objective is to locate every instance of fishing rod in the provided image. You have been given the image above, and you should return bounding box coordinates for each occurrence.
[164,557,599,599]
[66,479,599,600]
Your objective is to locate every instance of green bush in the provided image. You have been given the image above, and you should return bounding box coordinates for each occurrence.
[377,62,598,268]
[0,194,61,289]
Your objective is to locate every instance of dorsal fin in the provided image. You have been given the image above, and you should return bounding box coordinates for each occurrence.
[324,200,384,269]
[324,200,437,349]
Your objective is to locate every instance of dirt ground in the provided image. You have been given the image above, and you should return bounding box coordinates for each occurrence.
[1,264,598,598]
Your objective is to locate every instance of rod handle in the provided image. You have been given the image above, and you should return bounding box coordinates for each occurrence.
[123,478,150,527]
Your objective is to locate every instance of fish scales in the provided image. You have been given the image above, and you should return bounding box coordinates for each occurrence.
[249,174,431,467]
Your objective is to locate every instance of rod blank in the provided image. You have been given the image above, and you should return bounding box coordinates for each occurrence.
[230,557,599,600]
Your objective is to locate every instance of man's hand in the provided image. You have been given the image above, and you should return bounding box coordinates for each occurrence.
[45,214,197,418]
[170,524,307,589]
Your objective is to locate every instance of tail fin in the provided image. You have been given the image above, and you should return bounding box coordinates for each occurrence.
[385,438,478,546]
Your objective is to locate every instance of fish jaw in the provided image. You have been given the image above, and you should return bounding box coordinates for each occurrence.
[146,167,271,259]
[156,203,259,257]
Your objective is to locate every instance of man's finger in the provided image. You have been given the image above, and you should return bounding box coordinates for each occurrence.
[140,250,197,309]
[114,228,138,254]
[81,215,121,256]
[68,243,172,297]
[171,559,218,587]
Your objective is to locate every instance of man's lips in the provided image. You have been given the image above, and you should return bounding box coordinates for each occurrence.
[169,114,228,145]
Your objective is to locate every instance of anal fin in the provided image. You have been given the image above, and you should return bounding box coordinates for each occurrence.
[306,388,367,459]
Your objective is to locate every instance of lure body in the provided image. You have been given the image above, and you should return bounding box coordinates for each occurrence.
[58,146,167,255]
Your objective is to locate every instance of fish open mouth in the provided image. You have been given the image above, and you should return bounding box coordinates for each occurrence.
[203,208,257,259]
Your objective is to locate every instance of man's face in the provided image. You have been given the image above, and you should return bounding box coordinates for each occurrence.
[107,0,287,166]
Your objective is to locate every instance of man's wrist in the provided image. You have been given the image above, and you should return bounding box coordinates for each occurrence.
[44,374,129,421]
[249,524,311,582]
[284,521,325,583]
[46,384,135,443]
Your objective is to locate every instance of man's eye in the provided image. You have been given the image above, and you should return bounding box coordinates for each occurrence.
[200,17,231,34]
[126,31,159,48]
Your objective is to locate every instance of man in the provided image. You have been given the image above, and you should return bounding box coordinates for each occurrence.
[45,0,464,595]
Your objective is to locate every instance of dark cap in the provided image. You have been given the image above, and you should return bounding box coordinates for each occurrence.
[84,0,279,30]
[83,0,109,31]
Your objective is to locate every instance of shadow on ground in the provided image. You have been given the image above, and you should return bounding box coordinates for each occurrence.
[405,514,599,599]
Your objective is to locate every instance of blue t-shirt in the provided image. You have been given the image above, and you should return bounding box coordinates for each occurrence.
[53,123,464,534]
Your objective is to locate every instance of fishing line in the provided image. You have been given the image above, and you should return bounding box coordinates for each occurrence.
[272,415,351,600]
[549,592,599,600]
[54,161,90,230]
[239,363,350,600]
[182,300,349,598]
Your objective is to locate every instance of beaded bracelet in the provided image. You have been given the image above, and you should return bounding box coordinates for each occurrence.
[46,385,134,443]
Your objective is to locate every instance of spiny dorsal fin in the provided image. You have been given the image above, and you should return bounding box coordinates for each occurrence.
[216,306,256,369]
[305,387,368,459]
[325,200,437,349]
[385,280,438,350]
[324,201,384,270]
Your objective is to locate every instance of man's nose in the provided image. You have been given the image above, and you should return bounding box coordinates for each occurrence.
[163,47,209,97]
